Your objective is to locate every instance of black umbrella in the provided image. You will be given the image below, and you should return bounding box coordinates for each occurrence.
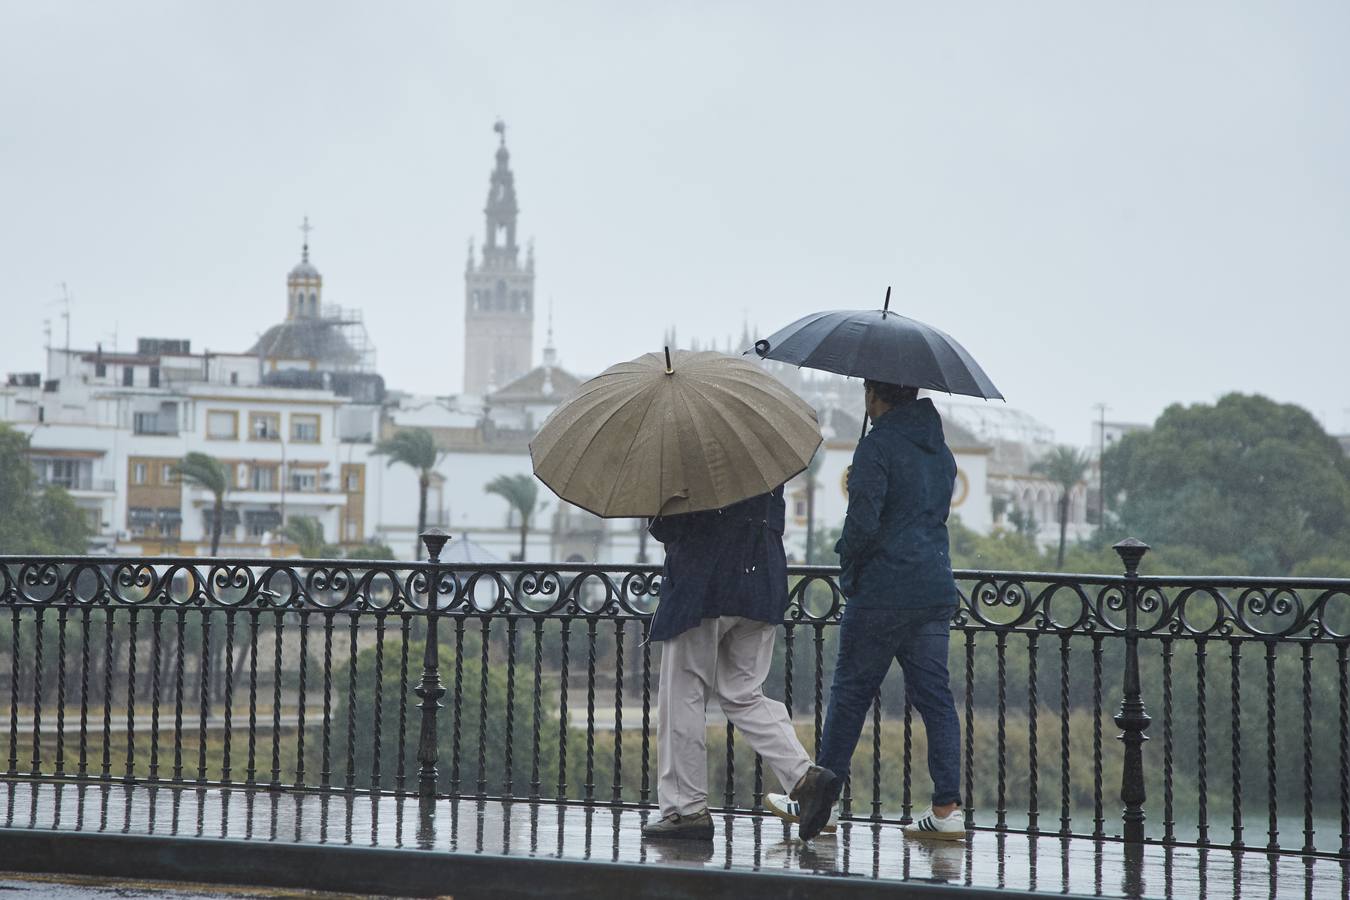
[747,287,1004,401]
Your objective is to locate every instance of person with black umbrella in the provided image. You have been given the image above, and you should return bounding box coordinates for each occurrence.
[747,290,999,841]
[766,379,966,841]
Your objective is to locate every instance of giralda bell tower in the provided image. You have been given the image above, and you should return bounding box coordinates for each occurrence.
[463,120,535,396]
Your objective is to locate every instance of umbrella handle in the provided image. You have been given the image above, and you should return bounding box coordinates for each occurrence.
[859,412,868,441]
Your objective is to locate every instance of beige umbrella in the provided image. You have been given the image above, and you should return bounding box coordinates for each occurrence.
[530,349,822,518]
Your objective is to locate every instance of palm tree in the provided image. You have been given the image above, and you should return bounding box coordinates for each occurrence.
[485,474,540,561]
[281,515,328,558]
[373,428,441,557]
[1032,445,1092,569]
[174,452,230,555]
[803,450,824,564]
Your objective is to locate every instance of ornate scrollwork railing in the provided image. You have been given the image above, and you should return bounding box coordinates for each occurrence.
[2,540,1349,858]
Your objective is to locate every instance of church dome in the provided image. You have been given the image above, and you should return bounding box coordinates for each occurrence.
[289,259,320,280]
[248,318,360,368]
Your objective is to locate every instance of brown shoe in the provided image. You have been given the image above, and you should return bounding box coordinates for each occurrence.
[642,809,714,841]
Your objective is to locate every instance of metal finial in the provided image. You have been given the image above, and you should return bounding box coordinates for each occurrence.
[494,119,506,146]
[882,285,892,314]
[299,216,314,263]
[664,346,673,375]
[420,528,452,562]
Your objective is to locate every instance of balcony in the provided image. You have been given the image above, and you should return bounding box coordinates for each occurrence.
[0,545,1346,898]
[132,410,179,436]
[223,488,348,506]
[41,475,116,494]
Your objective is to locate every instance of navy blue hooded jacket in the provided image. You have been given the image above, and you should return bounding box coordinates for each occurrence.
[835,399,959,609]
[647,487,788,642]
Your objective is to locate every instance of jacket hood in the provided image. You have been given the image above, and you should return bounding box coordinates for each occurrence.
[874,398,945,454]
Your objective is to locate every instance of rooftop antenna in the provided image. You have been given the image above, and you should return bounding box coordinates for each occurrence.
[48,283,72,351]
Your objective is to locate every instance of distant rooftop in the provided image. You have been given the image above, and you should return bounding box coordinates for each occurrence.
[489,362,585,403]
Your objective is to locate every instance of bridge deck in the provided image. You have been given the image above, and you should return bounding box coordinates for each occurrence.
[0,780,1344,899]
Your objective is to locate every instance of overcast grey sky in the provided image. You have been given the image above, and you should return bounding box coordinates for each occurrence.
[3,1,1348,444]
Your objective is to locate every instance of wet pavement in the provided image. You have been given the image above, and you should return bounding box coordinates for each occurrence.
[1,779,1346,898]
[0,871,417,899]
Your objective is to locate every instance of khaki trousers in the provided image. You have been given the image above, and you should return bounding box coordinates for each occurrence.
[657,615,812,817]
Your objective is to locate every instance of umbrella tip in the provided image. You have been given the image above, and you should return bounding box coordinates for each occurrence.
[883,285,892,314]
[664,345,673,375]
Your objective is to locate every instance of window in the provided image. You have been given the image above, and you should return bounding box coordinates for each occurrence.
[229,372,238,385]
[290,470,317,492]
[127,506,155,536]
[245,509,281,538]
[148,367,160,388]
[345,521,357,541]
[48,458,80,489]
[95,363,106,378]
[250,466,277,491]
[157,507,181,537]
[203,508,240,533]
[345,473,361,492]
[122,367,134,387]
[291,414,320,442]
[133,411,176,435]
[132,463,148,485]
[161,463,175,484]
[207,411,237,439]
[250,413,280,441]
[83,508,101,532]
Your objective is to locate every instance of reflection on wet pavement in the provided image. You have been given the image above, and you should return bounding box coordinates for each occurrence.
[1,779,1346,898]
[0,871,410,899]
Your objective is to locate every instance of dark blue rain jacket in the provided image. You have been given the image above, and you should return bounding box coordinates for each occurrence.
[647,488,788,642]
[835,399,959,610]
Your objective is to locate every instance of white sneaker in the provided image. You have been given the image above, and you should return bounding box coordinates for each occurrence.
[764,792,837,834]
[902,806,967,841]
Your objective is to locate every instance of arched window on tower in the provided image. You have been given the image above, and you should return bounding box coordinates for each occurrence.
[495,280,507,309]
[310,292,318,315]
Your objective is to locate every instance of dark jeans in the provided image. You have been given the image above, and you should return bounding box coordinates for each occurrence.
[817,604,961,807]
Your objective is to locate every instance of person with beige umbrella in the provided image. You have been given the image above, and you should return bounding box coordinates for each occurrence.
[530,348,838,841]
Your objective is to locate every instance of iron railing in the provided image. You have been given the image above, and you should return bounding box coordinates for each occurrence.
[1,534,1348,859]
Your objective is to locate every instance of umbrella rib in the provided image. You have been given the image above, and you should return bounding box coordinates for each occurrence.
[597,382,667,515]
[696,379,820,484]
[559,381,657,490]
[677,379,783,498]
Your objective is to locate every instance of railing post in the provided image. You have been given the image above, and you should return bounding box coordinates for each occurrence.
[416,528,451,800]
[1113,537,1152,844]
